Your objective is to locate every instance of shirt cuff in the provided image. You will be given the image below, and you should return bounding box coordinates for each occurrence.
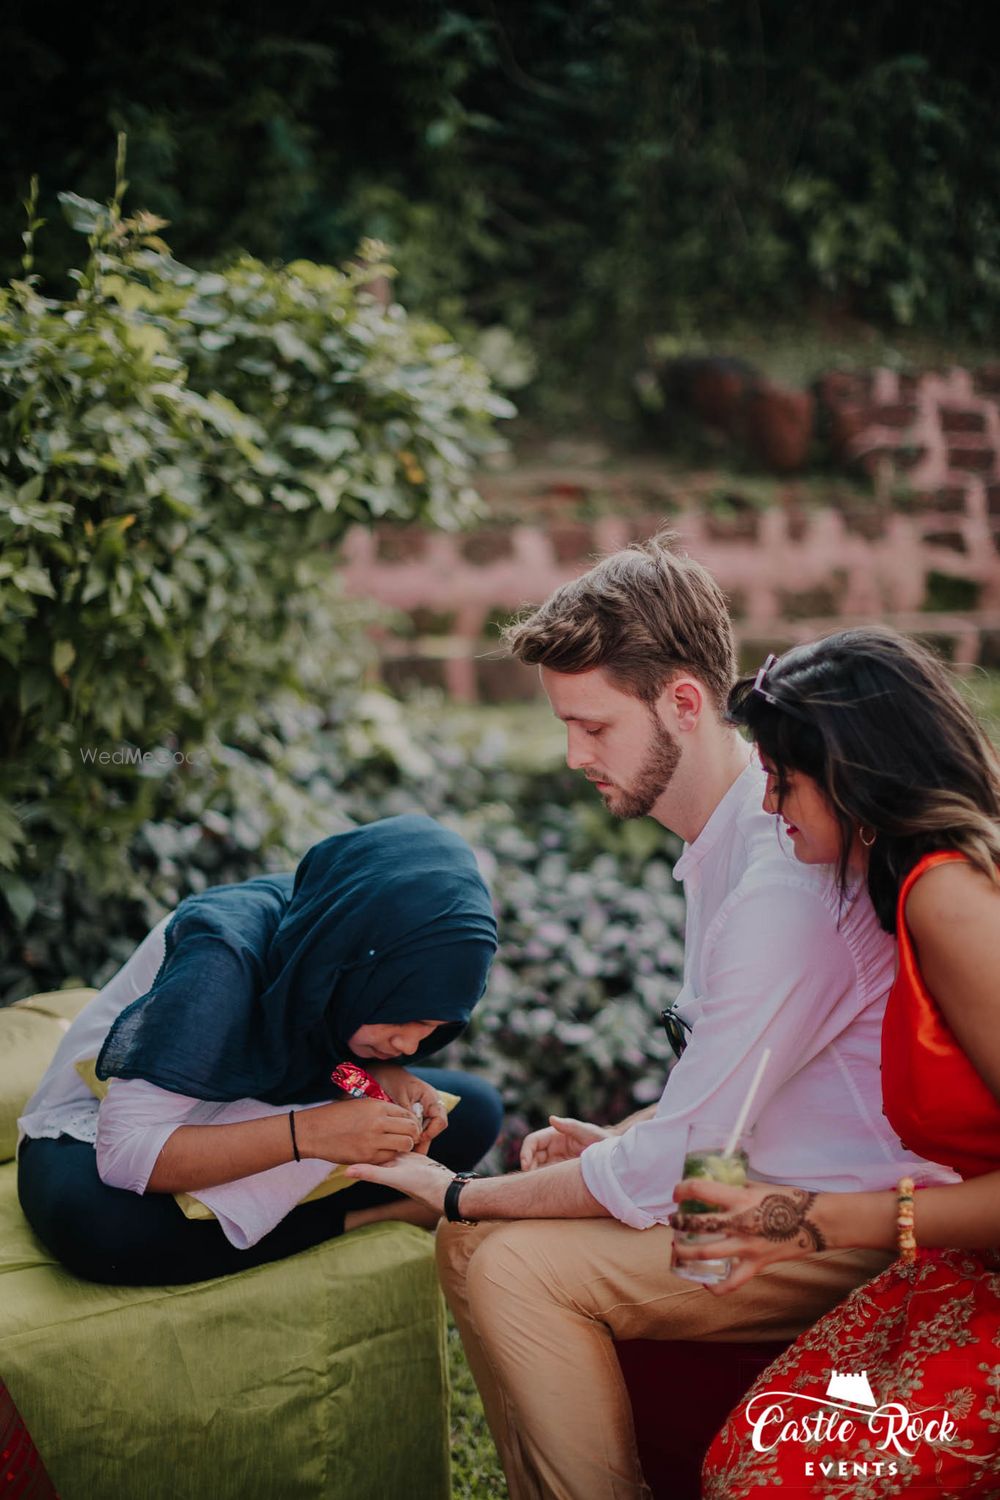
[95,1113,184,1194]
[580,1137,660,1230]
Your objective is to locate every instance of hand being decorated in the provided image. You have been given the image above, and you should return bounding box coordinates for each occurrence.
[345,1153,455,1215]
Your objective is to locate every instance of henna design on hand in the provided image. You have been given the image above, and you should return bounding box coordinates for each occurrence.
[669,1188,827,1252]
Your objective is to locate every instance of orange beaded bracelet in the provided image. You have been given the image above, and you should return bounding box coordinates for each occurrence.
[896,1176,917,1264]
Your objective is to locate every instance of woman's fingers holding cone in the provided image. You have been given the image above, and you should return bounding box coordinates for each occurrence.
[423,1105,449,1139]
[300,1098,420,1163]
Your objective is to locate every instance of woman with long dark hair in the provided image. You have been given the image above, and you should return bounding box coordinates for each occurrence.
[668,627,1000,1494]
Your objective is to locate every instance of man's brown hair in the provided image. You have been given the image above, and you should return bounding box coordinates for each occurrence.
[503,531,737,708]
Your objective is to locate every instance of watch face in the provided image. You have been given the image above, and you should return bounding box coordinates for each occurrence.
[445,1172,479,1224]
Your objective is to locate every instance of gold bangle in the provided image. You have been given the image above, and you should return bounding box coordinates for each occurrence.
[896,1176,917,1264]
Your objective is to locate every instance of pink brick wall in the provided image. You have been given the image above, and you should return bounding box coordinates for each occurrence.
[819,364,1000,515]
[341,365,1000,700]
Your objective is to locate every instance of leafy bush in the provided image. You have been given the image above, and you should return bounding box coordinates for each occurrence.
[0,155,512,922]
[0,586,369,998]
[3,7,996,426]
[0,151,682,1137]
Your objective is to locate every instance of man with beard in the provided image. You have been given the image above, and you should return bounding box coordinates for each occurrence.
[347,533,951,1500]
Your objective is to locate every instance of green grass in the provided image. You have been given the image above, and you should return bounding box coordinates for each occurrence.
[411,671,1000,762]
[649,318,996,390]
[448,1314,508,1497]
[961,671,1000,745]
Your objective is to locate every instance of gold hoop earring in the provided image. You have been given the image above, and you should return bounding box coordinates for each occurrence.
[859,826,877,849]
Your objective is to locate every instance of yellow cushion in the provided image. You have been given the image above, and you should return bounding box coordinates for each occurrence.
[73,1055,109,1100]
[0,990,97,1163]
[73,1058,458,1221]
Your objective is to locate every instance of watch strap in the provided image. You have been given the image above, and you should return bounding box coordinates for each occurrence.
[444,1171,481,1224]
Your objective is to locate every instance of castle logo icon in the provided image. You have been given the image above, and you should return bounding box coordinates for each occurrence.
[826,1371,878,1408]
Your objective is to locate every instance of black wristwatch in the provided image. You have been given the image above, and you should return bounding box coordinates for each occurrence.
[444,1171,481,1225]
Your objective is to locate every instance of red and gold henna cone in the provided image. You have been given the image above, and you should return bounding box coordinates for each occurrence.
[330,1061,394,1101]
[330,1061,425,1132]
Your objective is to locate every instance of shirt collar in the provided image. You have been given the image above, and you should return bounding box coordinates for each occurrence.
[673,760,760,883]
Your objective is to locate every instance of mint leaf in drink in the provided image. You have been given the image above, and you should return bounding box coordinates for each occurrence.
[679,1147,747,1212]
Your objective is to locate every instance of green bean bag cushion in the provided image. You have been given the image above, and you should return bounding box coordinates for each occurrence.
[0,996,451,1500]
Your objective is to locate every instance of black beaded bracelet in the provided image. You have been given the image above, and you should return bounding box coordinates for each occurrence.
[444,1171,481,1224]
[288,1109,301,1163]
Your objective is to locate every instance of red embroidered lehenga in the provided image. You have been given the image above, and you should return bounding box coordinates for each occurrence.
[703,853,1000,1497]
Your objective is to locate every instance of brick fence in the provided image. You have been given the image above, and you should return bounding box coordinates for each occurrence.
[341,364,1000,701]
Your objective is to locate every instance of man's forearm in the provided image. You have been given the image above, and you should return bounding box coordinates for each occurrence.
[461,1159,612,1220]
[609,1102,656,1135]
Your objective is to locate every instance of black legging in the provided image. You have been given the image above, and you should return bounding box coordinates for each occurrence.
[18,1067,502,1286]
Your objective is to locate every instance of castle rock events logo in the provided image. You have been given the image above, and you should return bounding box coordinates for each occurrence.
[742,1368,960,1481]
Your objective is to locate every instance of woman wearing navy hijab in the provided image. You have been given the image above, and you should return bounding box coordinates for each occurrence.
[17,816,502,1285]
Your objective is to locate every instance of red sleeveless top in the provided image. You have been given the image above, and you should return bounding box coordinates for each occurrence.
[881,850,1000,1180]
[705,848,1000,1499]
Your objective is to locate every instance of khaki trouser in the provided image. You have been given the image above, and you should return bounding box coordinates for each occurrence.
[437,1216,891,1500]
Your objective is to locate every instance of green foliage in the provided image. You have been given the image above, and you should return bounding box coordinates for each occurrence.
[0,156,513,917]
[0,5,995,425]
[778,55,1000,336]
[922,571,982,614]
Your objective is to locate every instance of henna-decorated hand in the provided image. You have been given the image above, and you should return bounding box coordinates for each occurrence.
[668,1177,829,1294]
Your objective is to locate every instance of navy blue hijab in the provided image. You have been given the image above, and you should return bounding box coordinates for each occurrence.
[96,815,497,1105]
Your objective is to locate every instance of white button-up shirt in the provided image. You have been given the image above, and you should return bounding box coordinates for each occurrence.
[580,762,957,1229]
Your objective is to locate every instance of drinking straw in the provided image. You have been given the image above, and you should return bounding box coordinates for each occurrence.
[723,1047,771,1159]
